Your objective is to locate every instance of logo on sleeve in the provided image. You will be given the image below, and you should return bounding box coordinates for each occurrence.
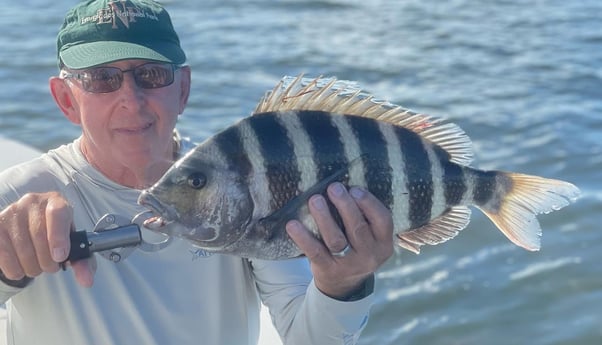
[190,248,214,260]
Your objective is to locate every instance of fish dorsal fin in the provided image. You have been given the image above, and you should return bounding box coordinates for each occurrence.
[254,75,474,166]
[396,206,472,254]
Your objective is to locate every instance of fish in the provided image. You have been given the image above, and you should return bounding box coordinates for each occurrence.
[137,75,581,259]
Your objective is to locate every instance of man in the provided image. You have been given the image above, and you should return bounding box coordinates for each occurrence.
[0,1,394,344]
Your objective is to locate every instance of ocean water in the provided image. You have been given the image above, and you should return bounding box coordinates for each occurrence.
[1,1,600,344]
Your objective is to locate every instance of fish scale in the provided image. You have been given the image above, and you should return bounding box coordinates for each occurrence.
[395,126,435,229]
[439,148,467,206]
[277,112,317,194]
[247,113,300,211]
[330,114,367,188]
[296,111,346,182]
[138,75,581,259]
[235,117,272,219]
[213,125,252,176]
[472,170,498,205]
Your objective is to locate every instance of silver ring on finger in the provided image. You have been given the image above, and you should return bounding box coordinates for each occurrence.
[330,243,352,258]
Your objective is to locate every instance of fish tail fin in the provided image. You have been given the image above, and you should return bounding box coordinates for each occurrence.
[477,172,580,251]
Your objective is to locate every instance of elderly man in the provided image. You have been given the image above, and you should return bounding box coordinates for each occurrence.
[0,1,393,344]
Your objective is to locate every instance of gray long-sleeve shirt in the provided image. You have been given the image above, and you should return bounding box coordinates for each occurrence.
[0,137,373,345]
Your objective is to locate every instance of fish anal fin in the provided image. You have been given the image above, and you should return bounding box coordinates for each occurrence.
[396,206,472,254]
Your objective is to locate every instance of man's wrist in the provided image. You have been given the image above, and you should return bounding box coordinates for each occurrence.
[0,270,32,288]
[331,274,375,302]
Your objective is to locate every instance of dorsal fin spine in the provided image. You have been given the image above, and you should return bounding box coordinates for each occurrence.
[254,75,474,166]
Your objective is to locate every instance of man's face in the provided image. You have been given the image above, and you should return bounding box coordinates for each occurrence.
[60,59,191,187]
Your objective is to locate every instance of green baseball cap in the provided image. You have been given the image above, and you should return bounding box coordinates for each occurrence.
[57,0,186,69]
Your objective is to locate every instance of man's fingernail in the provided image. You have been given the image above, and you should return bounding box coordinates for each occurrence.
[52,248,67,262]
[286,220,302,234]
[311,195,327,210]
[350,187,365,199]
[329,182,345,197]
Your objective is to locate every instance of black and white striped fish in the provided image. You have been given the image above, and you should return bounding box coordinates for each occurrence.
[138,75,580,259]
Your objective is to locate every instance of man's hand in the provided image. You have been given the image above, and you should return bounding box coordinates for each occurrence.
[286,182,394,299]
[0,192,95,287]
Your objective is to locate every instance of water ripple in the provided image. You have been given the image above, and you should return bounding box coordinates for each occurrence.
[509,257,583,281]
[385,270,449,300]
[1,1,600,344]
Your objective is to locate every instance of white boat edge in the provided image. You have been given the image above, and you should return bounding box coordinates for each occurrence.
[0,136,282,345]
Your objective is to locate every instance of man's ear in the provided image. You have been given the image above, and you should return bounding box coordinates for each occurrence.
[177,66,191,115]
[49,76,81,125]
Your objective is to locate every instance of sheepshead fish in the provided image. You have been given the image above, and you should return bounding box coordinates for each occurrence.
[138,75,580,259]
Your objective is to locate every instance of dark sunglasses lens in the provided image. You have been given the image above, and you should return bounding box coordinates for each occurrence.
[84,67,123,93]
[133,64,175,89]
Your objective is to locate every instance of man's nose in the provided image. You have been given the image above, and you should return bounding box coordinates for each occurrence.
[117,73,145,107]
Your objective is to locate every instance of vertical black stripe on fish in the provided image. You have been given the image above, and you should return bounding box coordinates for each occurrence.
[248,113,301,210]
[296,111,348,183]
[346,115,394,208]
[395,127,434,228]
[434,146,467,207]
[296,111,349,230]
[472,170,497,206]
[213,124,252,178]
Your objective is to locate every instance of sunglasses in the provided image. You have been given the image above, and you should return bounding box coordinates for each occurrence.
[62,63,180,93]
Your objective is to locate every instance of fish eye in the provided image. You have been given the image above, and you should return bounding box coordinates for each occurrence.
[187,172,207,189]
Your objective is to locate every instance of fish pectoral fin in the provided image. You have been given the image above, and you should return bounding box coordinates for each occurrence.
[396,206,472,254]
[258,156,365,232]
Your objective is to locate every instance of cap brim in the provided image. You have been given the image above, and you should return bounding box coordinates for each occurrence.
[59,41,186,69]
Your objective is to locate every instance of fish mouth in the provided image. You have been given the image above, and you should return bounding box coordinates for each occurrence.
[137,190,220,242]
[137,190,179,231]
